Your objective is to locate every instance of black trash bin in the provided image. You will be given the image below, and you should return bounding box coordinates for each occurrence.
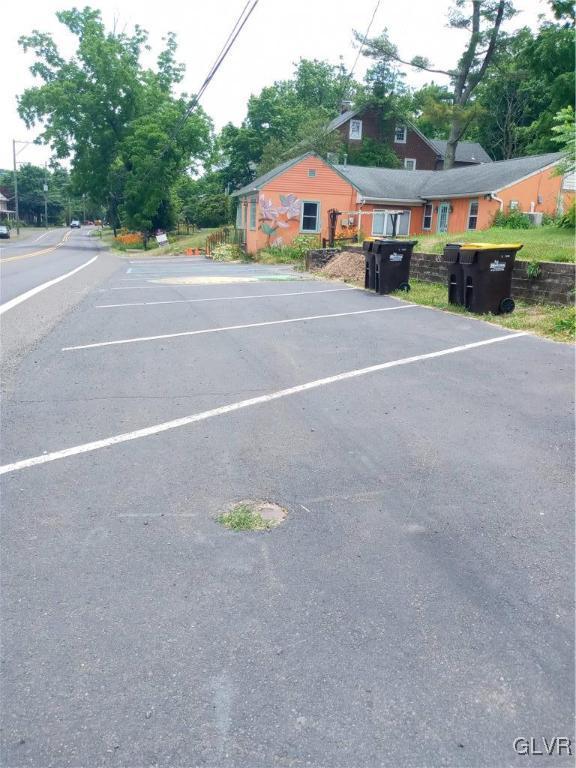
[443,243,463,305]
[458,242,523,314]
[363,241,376,290]
[373,240,418,294]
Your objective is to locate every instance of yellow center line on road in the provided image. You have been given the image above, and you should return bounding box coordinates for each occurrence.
[0,230,72,264]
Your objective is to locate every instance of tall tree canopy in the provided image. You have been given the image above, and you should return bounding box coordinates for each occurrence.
[455,15,575,159]
[18,7,211,232]
[217,58,356,188]
[357,0,516,168]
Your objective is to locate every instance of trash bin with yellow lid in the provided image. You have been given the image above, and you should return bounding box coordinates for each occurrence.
[458,242,523,314]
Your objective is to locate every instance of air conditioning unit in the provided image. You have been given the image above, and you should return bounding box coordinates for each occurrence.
[526,212,543,227]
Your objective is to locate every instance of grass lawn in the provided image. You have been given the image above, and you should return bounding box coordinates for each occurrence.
[414,226,575,264]
[392,280,575,343]
[94,228,220,256]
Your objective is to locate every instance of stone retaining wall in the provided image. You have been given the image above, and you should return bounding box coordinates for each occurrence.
[307,247,575,306]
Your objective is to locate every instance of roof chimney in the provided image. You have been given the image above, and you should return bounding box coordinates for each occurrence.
[341,99,352,114]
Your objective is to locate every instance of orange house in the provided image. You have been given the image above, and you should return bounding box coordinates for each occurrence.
[231,152,570,253]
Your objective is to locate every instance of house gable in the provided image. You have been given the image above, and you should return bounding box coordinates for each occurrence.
[327,105,491,170]
[263,154,358,197]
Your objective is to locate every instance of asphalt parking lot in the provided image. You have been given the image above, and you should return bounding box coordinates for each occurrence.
[1,255,574,767]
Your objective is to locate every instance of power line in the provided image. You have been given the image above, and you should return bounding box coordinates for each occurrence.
[137,0,259,189]
[194,1,253,105]
[179,0,259,127]
[349,0,381,87]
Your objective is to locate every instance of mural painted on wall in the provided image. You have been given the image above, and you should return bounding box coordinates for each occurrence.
[259,194,301,244]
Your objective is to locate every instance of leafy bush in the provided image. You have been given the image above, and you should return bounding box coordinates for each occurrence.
[493,209,533,229]
[211,243,243,261]
[259,234,321,262]
[526,261,541,279]
[557,200,576,229]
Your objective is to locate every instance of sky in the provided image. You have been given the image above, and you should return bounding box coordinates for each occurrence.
[1,0,554,170]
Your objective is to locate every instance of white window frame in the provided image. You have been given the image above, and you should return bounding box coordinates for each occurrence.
[509,200,519,210]
[423,203,433,231]
[404,158,416,170]
[394,124,407,143]
[249,196,257,230]
[349,119,363,140]
[437,202,450,233]
[371,208,412,237]
[467,199,479,231]
[300,200,321,233]
[372,210,387,237]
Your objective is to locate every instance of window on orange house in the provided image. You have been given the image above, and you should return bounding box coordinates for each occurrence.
[467,199,479,230]
[301,201,320,232]
[423,203,433,230]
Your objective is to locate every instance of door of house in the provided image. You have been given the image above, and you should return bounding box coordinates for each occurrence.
[437,203,450,233]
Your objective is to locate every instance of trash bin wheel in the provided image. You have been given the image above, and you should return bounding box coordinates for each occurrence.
[398,282,411,292]
[499,297,515,314]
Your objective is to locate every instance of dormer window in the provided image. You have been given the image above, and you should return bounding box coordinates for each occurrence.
[349,119,363,140]
[394,124,407,143]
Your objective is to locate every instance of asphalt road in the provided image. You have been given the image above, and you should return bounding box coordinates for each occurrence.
[0,227,117,379]
[1,253,574,768]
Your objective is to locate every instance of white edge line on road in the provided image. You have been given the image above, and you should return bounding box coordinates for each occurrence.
[0,255,98,316]
[63,305,416,351]
[0,332,528,475]
[96,287,357,309]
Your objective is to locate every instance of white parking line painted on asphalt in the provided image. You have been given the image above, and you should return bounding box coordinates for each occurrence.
[63,305,416,351]
[96,287,357,309]
[0,255,98,316]
[109,280,309,290]
[0,332,528,475]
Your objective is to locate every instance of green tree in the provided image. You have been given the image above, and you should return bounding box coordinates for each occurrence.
[173,171,231,229]
[472,20,574,158]
[357,1,516,168]
[551,106,575,175]
[347,138,400,168]
[0,163,75,225]
[17,7,211,234]
[218,58,357,188]
[409,83,455,139]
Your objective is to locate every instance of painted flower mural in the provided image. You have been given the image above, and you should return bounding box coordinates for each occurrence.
[278,194,301,219]
[258,194,302,241]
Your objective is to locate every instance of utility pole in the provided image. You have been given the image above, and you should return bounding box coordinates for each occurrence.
[82,193,86,223]
[43,163,48,228]
[12,140,20,235]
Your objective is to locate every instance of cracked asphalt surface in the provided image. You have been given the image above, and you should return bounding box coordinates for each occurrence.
[1,242,574,767]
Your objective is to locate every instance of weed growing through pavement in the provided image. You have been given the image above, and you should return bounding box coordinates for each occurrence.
[217,503,275,531]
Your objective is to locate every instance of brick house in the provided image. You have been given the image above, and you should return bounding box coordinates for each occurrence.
[231,151,570,254]
[326,104,492,170]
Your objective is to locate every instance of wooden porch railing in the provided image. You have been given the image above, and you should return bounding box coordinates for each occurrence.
[205,227,230,256]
